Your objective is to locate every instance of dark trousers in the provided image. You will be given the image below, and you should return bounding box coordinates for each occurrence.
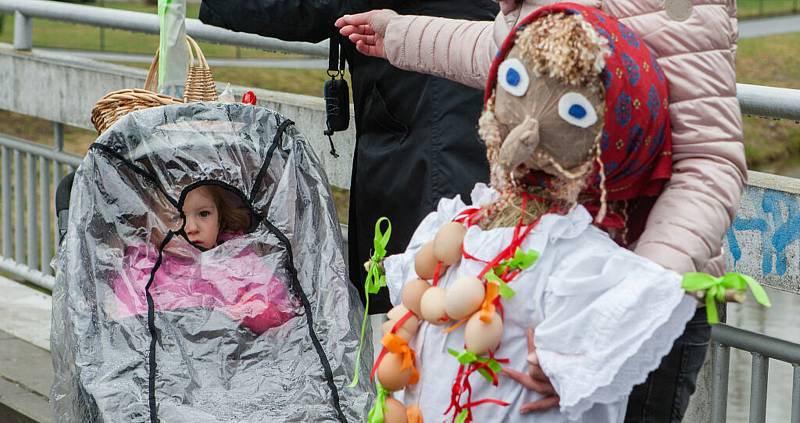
[625,308,711,423]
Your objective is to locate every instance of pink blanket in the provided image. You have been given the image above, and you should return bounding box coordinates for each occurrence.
[112,241,296,334]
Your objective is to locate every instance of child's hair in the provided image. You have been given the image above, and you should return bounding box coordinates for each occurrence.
[201,185,252,234]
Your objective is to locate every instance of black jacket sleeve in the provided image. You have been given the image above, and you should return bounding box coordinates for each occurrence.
[199,0,348,43]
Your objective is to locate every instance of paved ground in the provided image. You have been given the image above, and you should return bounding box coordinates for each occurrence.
[739,14,800,39]
[0,277,52,423]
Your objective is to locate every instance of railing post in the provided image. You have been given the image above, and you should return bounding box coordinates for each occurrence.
[711,342,730,423]
[1,146,11,258]
[26,153,38,271]
[792,364,800,423]
[749,353,769,423]
[40,156,51,275]
[14,151,24,264]
[13,11,33,51]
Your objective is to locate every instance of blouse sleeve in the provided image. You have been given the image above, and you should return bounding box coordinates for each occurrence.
[533,236,696,420]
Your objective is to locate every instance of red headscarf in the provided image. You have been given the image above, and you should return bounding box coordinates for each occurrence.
[485,3,672,226]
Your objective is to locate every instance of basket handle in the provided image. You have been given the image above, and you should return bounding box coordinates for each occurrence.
[143,36,213,95]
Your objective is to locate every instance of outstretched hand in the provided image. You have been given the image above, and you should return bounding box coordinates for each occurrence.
[501,328,560,414]
[334,10,397,59]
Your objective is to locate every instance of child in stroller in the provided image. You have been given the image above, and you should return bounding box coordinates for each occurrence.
[111,184,297,335]
[50,103,373,422]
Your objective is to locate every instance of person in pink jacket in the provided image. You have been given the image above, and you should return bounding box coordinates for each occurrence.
[113,185,297,334]
[336,1,746,421]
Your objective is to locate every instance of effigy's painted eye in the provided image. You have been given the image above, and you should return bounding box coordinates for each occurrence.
[498,58,529,97]
[558,92,598,128]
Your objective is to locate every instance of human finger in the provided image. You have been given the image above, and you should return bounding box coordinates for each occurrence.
[339,23,374,37]
[502,368,555,395]
[526,327,536,353]
[355,40,384,58]
[519,395,560,414]
[334,12,373,28]
[528,363,551,384]
[349,33,377,46]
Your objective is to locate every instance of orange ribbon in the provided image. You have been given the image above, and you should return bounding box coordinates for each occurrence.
[479,282,500,323]
[382,332,420,385]
[407,405,423,423]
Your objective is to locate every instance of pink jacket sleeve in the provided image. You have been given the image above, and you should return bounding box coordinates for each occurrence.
[384,15,495,89]
[383,0,746,275]
[383,1,600,89]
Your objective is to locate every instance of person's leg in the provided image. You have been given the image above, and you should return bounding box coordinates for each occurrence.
[624,308,711,423]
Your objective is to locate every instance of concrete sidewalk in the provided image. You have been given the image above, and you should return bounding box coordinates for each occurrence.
[739,14,800,39]
[0,276,53,423]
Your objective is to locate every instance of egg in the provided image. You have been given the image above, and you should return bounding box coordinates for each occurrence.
[382,305,420,340]
[464,311,504,356]
[383,397,408,423]
[401,279,431,317]
[419,286,450,325]
[433,222,467,265]
[387,304,410,321]
[415,241,447,280]
[444,276,485,320]
[377,351,413,391]
[382,319,416,341]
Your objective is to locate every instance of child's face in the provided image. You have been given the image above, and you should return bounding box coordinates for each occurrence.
[183,187,220,250]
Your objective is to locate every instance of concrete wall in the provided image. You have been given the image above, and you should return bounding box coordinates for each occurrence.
[725,172,800,294]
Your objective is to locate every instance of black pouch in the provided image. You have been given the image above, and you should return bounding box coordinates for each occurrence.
[323,35,349,157]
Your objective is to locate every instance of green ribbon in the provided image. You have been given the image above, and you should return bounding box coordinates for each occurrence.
[500,248,540,272]
[449,348,478,365]
[447,348,504,384]
[157,0,173,91]
[455,409,469,423]
[367,383,390,423]
[349,217,392,388]
[681,272,771,324]
[485,248,540,299]
[485,270,516,299]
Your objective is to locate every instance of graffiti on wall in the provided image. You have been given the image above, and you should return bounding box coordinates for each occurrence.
[726,187,800,279]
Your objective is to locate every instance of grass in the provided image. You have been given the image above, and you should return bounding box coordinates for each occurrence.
[738,0,799,18]
[735,32,800,175]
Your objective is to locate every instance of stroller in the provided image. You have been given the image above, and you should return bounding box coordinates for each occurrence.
[50,103,373,422]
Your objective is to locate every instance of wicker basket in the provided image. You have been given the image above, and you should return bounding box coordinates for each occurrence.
[91,36,219,134]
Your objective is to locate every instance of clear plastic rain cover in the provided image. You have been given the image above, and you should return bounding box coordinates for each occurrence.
[50,103,373,422]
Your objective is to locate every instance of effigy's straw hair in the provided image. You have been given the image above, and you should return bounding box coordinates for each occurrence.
[516,12,608,89]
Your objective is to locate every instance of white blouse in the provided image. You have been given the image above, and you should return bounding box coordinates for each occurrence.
[384,184,696,422]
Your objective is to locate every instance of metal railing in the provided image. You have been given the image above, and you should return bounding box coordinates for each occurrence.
[710,324,800,423]
[0,126,81,290]
[0,1,799,421]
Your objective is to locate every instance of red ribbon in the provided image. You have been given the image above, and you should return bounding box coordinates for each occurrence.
[453,207,481,226]
[432,261,444,287]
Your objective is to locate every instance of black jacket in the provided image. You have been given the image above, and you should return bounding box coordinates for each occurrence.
[200,0,498,313]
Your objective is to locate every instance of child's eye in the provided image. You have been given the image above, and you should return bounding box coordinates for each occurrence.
[199,211,211,218]
[558,92,598,128]
[498,58,529,97]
